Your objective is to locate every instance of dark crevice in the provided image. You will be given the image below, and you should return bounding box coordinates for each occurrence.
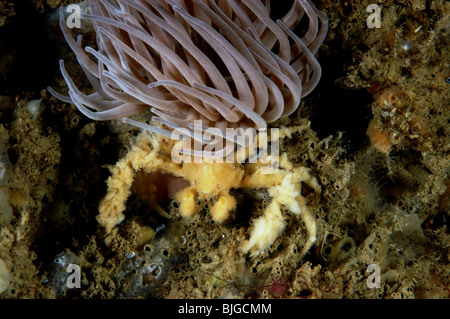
[307,51,373,156]
[0,1,59,95]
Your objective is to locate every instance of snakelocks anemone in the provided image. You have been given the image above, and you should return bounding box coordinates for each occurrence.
[49,0,328,156]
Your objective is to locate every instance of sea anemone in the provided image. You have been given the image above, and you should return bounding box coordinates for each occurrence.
[49,0,328,156]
